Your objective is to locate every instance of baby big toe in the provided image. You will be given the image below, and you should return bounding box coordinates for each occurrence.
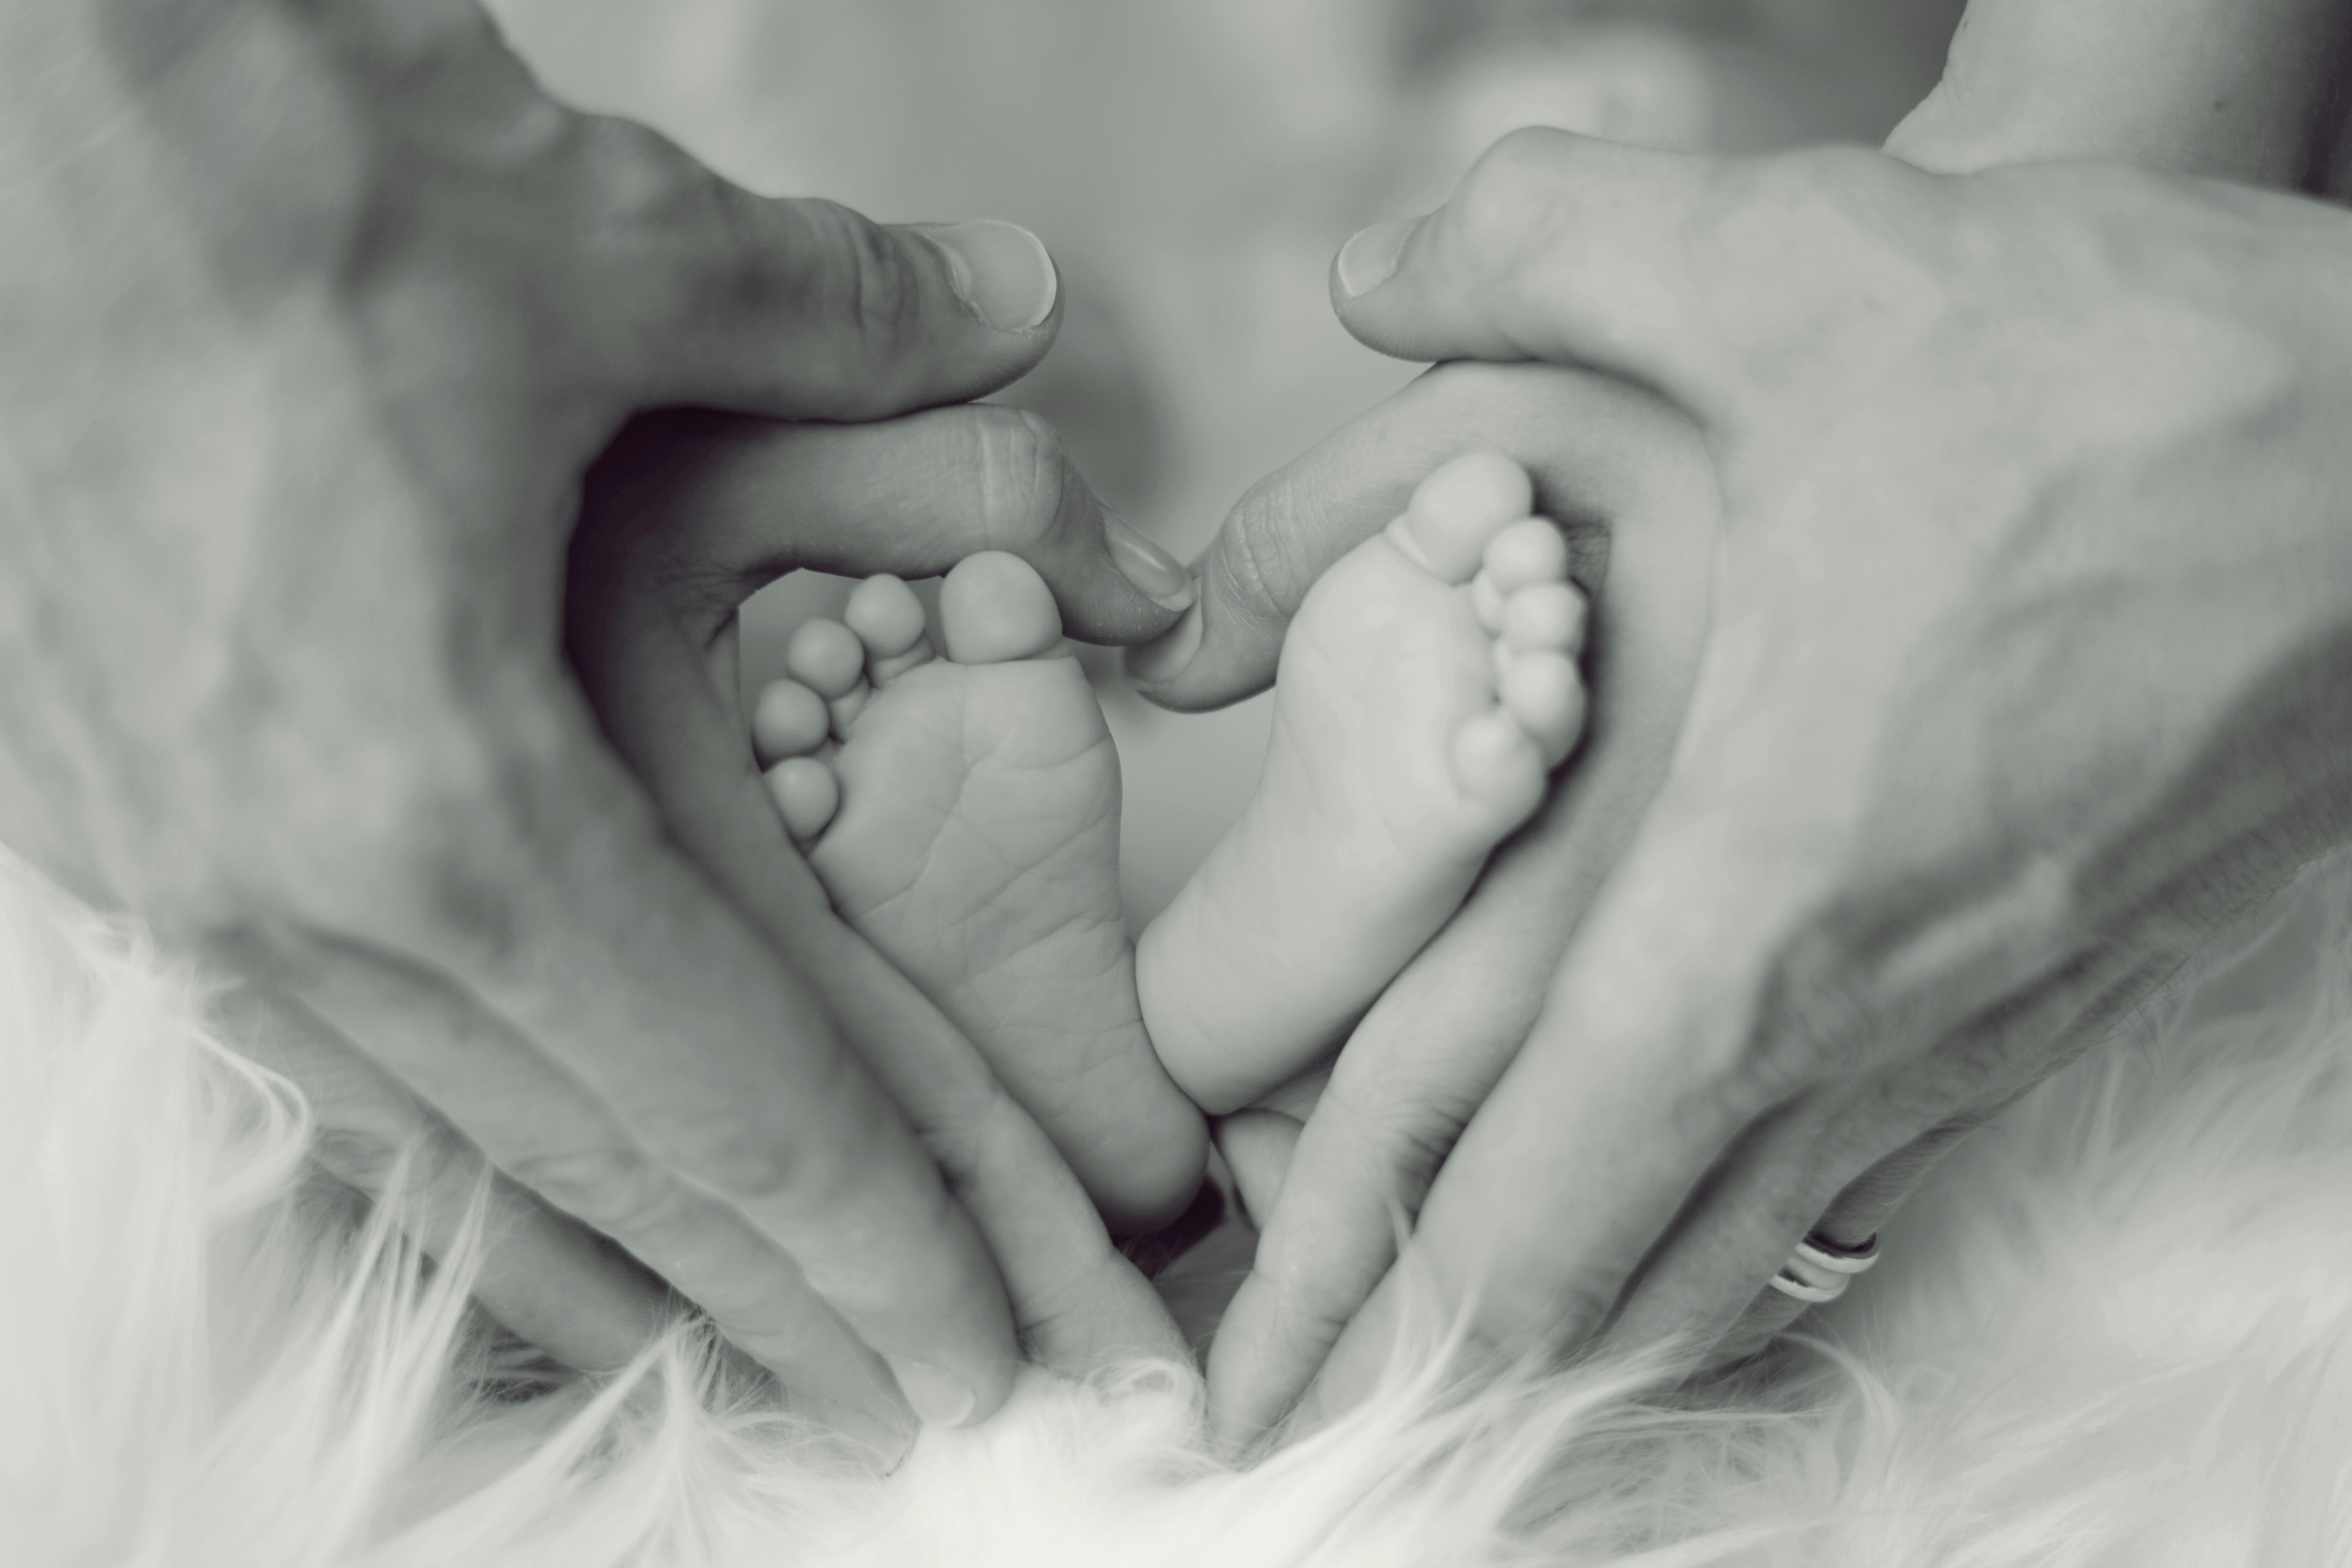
[939,552,1063,664]
[785,617,872,737]
[845,574,936,685]
[1387,452,1535,584]
[765,756,841,842]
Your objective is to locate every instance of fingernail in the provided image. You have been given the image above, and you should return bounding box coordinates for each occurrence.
[1336,216,1420,298]
[1125,599,1203,686]
[1105,515,1197,612]
[917,220,1059,332]
[886,1356,978,1427]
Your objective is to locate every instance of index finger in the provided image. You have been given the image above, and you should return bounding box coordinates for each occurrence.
[584,403,1194,649]
[1323,753,1838,1403]
[1130,360,1696,713]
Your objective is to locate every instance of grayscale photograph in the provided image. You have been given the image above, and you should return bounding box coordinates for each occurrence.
[7,1,2351,1563]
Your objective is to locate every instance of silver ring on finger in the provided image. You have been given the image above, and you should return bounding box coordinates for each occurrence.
[1767,1230,1878,1304]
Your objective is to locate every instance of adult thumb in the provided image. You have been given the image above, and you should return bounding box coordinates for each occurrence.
[1329,129,1870,423]
[571,118,1065,421]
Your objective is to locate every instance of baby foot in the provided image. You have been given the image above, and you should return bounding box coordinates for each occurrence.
[753,554,1207,1234]
[1138,454,1588,1114]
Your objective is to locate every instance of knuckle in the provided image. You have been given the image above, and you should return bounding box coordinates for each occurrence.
[688,1112,820,1211]
[1454,126,1580,277]
[966,407,1070,551]
[575,121,930,369]
[1325,1071,1469,1191]
[575,114,723,254]
[1212,474,1338,632]
[785,199,924,363]
[505,1138,677,1236]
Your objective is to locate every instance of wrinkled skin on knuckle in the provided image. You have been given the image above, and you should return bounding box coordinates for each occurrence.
[749,196,927,401]
[967,406,1072,554]
[1213,466,1355,637]
[686,1110,826,1216]
[558,117,922,403]
[1327,1059,1483,1181]
[505,1136,679,1240]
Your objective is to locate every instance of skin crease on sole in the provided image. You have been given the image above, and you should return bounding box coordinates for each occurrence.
[1136,453,1591,1117]
[752,554,1207,1236]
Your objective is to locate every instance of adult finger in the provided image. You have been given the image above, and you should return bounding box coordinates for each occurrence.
[571,444,1188,1374]
[285,688,1020,1445]
[584,404,1193,649]
[1603,943,2181,1358]
[266,934,942,1451]
[559,113,1065,421]
[1129,360,1693,713]
[1330,733,1852,1394]
[1706,1119,1980,1367]
[1324,131,1746,409]
[1205,371,1715,1438]
[791,912,1190,1373]
[217,985,673,1377]
[1326,131,1965,434]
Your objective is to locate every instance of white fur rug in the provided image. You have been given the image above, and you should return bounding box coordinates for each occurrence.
[11,848,2352,1567]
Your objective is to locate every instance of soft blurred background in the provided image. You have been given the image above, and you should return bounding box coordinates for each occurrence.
[488,0,1964,926]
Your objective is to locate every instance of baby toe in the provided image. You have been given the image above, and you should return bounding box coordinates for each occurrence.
[845,575,936,685]
[1450,710,1547,822]
[1501,581,1588,659]
[827,682,871,739]
[939,551,1063,665]
[1469,569,1508,634]
[765,755,842,842]
[750,679,831,768]
[785,618,867,699]
[1387,452,1534,584]
[1482,517,1570,591]
[1500,652,1587,768]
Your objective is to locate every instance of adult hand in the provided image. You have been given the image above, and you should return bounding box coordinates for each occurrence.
[1298,136,2352,1408]
[1155,0,2352,1441]
[0,0,1190,1450]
